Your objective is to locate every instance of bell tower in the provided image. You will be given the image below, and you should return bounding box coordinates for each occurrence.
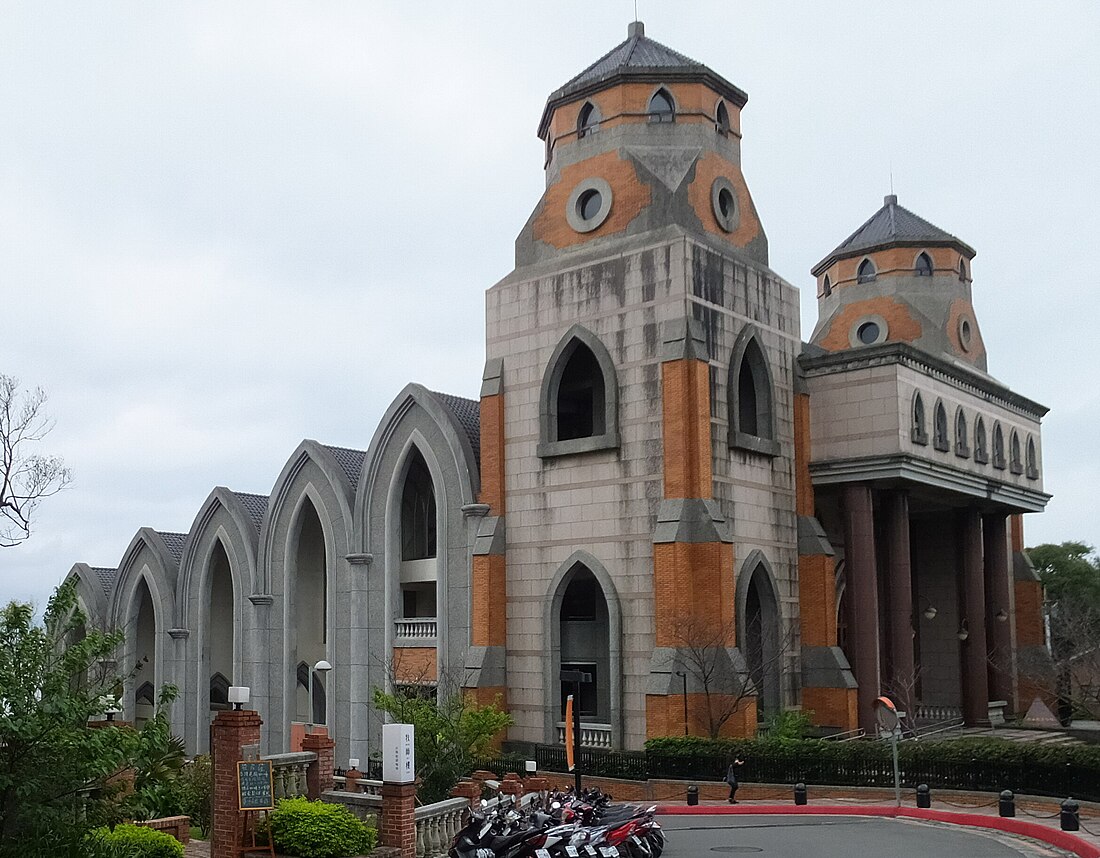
[470,22,802,747]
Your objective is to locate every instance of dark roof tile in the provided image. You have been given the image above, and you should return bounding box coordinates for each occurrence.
[232,491,268,533]
[156,531,187,565]
[322,445,366,488]
[90,566,117,597]
[430,391,481,472]
[813,195,975,274]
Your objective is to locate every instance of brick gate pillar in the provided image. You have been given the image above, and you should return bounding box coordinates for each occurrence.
[211,708,262,858]
[302,731,335,799]
[380,781,419,858]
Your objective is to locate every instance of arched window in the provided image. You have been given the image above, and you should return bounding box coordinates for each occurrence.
[296,661,310,690]
[974,416,989,464]
[954,407,969,457]
[577,101,600,139]
[959,258,968,281]
[728,328,778,456]
[857,258,877,283]
[1026,436,1039,479]
[932,400,949,452]
[715,100,730,135]
[740,558,782,715]
[992,422,1006,469]
[539,327,620,458]
[822,274,832,297]
[648,88,675,123]
[209,672,230,710]
[1010,430,1023,474]
[400,448,436,561]
[916,252,934,276]
[911,392,927,445]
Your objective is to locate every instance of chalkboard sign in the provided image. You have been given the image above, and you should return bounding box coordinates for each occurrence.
[237,760,274,810]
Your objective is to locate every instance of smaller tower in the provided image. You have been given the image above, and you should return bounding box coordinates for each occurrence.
[809,195,984,370]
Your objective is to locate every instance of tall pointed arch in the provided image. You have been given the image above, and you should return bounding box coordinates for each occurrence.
[538,325,620,458]
[544,551,623,747]
[932,399,949,452]
[737,550,783,715]
[727,325,779,456]
[577,101,601,138]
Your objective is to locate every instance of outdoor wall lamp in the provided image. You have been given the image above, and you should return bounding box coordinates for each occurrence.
[957,619,970,642]
[228,686,250,711]
[916,597,937,621]
[995,608,1009,623]
[308,660,333,730]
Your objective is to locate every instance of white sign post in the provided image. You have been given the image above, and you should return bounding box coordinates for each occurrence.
[382,723,416,784]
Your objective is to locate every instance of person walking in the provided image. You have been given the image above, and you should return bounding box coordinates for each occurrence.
[725,757,744,804]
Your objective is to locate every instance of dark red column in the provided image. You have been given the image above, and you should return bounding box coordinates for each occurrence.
[842,483,881,733]
[983,513,1016,712]
[959,507,989,725]
[884,490,916,708]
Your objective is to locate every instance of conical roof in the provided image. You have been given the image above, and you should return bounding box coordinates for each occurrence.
[811,194,975,276]
[537,22,747,138]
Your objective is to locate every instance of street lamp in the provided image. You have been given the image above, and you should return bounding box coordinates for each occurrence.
[228,686,250,711]
[674,670,688,736]
[308,659,333,732]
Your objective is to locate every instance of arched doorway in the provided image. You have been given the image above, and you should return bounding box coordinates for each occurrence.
[741,561,781,716]
[558,566,610,728]
[291,498,327,724]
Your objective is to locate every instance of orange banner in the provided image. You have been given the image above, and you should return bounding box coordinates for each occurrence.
[564,695,575,771]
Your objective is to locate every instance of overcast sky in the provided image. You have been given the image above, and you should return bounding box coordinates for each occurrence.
[2,1,1097,609]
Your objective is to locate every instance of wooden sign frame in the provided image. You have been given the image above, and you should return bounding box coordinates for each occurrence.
[237,760,275,811]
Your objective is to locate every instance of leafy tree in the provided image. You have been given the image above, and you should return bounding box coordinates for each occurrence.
[0,581,135,855]
[0,374,72,547]
[372,680,512,803]
[1025,541,1100,721]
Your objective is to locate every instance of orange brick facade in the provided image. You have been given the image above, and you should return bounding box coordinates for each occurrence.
[645,691,756,740]
[816,246,969,293]
[392,647,438,683]
[686,151,764,247]
[472,554,507,648]
[817,296,924,352]
[532,150,652,250]
[478,393,506,514]
[661,358,713,500]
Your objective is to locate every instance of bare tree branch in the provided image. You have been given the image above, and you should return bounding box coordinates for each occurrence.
[0,374,72,547]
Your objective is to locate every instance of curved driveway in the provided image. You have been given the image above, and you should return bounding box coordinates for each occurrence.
[659,814,1073,858]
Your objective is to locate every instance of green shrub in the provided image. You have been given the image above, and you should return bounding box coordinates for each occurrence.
[268,797,378,858]
[87,823,185,858]
[177,755,212,837]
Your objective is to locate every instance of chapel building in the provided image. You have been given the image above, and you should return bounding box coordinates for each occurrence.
[65,23,1050,759]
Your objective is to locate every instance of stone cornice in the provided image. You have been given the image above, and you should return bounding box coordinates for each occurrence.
[808,453,1051,513]
[799,342,1048,419]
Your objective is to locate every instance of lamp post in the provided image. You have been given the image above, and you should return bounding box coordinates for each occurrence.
[308,659,333,731]
[675,670,688,735]
[228,685,250,711]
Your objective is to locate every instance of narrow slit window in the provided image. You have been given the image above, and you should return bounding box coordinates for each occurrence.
[974,417,989,464]
[911,393,927,445]
[577,101,600,139]
[955,407,969,457]
[992,423,1006,469]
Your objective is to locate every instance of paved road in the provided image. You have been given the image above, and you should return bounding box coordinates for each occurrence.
[659,814,1074,858]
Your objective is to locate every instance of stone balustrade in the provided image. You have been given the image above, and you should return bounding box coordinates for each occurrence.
[556,721,613,749]
[395,617,438,639]
[262,751,315,799]
[413,797,468,858]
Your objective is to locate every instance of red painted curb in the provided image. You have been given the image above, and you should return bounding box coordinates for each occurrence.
[654,804,1100,858]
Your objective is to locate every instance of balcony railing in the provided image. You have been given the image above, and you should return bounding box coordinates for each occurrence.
[395,617,437,640]
[556,721,613,749]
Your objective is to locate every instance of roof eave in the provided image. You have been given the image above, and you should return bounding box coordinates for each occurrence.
[537,68,748,139]
[810,237,978,277]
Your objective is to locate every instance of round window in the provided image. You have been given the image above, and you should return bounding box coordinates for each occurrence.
[710,177,740,232]
[857,321,880,345]
[578,189,602,221]
[959,317,973,351]
[565,178,613,233]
